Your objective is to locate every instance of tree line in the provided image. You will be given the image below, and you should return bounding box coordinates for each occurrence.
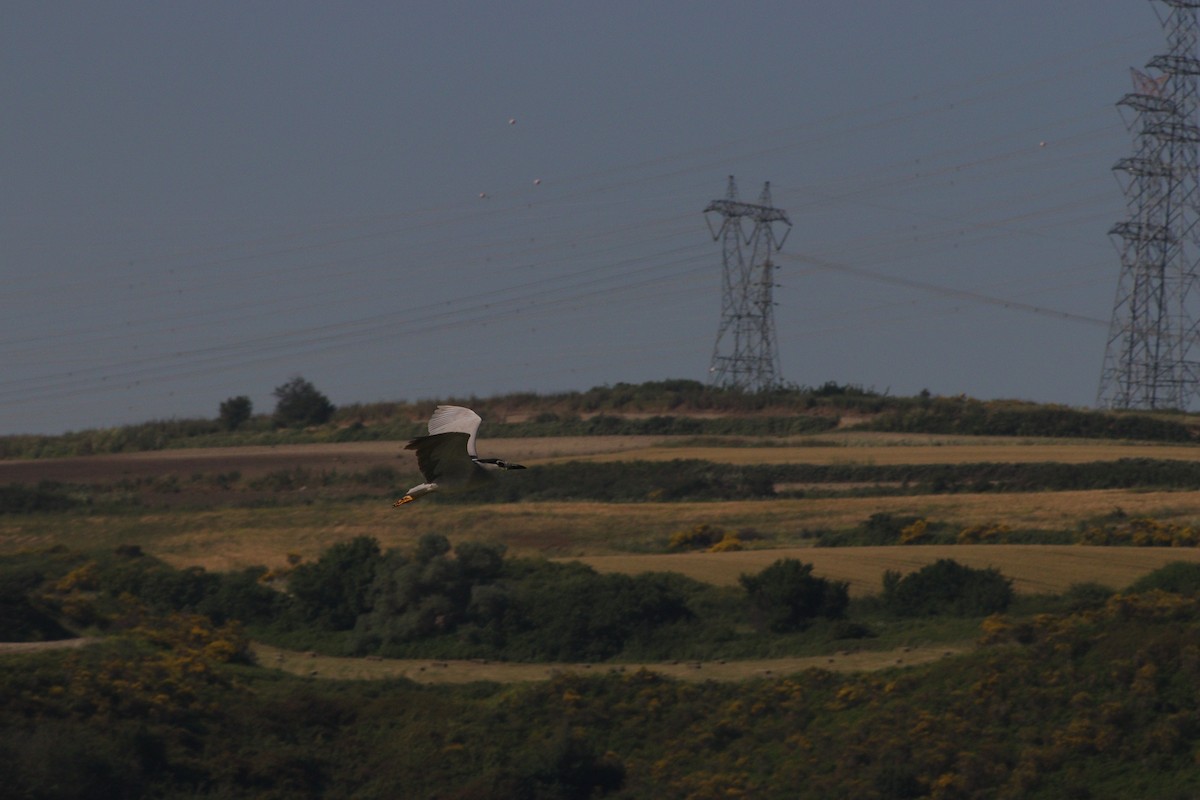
[3,537,1016,664]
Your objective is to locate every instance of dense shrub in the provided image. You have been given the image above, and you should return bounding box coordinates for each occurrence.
[864,397,1196,441]
[1129,561,1200,596]
[286,536,382,629]
[0,483,78,514]
[350,539,701,661]
[816,512,930,547]
[1078,516,1200,547]
[7,594,1200,798]
[882,559,1013,616]
[739,559,849,632]
[71,551,286,628]
[353,535,505,650]
[0,565,72,641]
[198,567,289,625]
[508,566,694,661]
[669,524,728,550]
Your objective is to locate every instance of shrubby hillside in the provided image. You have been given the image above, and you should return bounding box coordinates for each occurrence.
[3,379,1198,457]
[2,544,1200,797]
[2,538,1001,664]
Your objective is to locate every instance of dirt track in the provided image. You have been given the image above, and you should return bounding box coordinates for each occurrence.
[0,637,969,683]
[251,641,972,683]
[0,638,98,654]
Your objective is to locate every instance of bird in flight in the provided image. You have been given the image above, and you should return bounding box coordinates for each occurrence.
[393,405,525,506]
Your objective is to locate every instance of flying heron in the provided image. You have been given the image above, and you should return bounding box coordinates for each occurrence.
[393,405,525,506]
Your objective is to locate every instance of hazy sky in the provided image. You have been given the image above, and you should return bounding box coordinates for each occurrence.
[2,1,1170,434]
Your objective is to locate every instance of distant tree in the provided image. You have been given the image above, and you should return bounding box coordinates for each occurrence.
[739,559,849,632]
[218,395,253,431]
[272,376,335,428]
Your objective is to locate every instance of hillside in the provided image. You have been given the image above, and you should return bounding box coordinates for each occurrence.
[5,382,1200,797]
[3,380,1198,459]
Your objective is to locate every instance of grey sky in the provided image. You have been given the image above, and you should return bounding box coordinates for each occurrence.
[2,2,1165,434]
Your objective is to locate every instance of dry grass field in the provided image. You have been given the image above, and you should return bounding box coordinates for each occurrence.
[572,544,1200,596]
[6,431,1200,487]
[5,432,1200,597]
[7,432,1200,685]
[7,488,1200,576]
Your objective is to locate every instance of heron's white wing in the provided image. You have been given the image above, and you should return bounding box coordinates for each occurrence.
[427,405,482,457]
[407,432,477,487]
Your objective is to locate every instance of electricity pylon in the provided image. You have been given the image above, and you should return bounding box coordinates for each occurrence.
[1098,0,1200,410]
[704,176,792,392]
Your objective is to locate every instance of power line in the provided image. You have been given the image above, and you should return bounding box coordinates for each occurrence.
[778,251,1109,328]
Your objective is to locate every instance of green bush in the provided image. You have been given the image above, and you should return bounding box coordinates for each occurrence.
[739,559,849,632]
[1129,561,1200,596]
[505,564,694,661]
[0,566,72,641]
[350,543,698,662]
[353,535,506,650]
[287,536,382,629]
[0,483,78,514]
[882,559,1012,616]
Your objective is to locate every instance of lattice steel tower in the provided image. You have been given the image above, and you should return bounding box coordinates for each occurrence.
[1098,0,1200,410]
[704,176,792,391]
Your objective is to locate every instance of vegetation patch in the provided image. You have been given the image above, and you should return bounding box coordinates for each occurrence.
[6,380,1199,459]
[4,579,1200,797]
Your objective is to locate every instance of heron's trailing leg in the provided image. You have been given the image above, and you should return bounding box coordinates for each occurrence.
[393,482,437,507]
